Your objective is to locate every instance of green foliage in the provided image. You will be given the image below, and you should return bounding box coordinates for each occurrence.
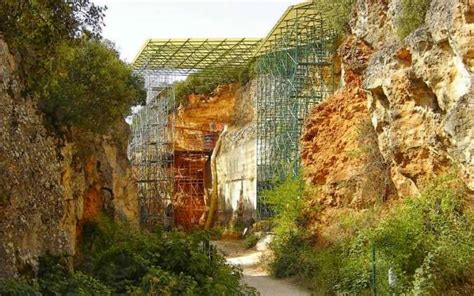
[244,233,260,249]
[397,0,431,40]
[261,174,306,237]
[40,39,145,133]
[0,0,105,98]
[0,217,257,295]
[314,0,356,37]
[0,1,145,134]
[0,278,41,296]
[173,64,253,106]
[0,255,111,296]
[78,216,256,295]
[371,175,474,294]
[268,174,474,295]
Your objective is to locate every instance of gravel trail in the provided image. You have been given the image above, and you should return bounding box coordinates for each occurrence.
[213,240,310,296]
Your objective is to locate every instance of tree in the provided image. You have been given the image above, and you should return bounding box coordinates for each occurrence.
[41,38,146,133]
[0,0,106,98]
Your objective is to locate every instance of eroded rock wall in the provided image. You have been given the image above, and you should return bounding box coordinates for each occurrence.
[61,128,138,253]
[0,38,69,277]
[302,37,396,210]
[173,81,258,226]
[363,0,473,194]
[0,38,138,278]
[301,0,473,216]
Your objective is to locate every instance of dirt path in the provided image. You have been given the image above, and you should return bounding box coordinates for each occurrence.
[213,240,310,296]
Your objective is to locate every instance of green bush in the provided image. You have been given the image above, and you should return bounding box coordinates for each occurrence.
[0,278,41,296]
[397,0,431,40]
[173,64,254,106]
[0,1,145,134]
[268,174,474,295]
[39,39,145,133]
[244,234,260,249]
[314,0,356,37]
[0,217,257,295]
[0,255,111,296]
[0,0,105,99]
[76,216,256,295]
[261,174,306,237]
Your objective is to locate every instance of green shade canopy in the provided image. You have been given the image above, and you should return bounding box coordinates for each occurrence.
[132,38,262,75]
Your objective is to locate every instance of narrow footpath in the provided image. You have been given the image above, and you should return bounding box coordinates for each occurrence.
[213,240,310,296]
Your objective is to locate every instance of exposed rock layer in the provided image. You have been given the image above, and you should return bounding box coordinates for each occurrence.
[302,0,473,207]
[0,39,138,278]
[301,37,395,209]
[363,0,473,193]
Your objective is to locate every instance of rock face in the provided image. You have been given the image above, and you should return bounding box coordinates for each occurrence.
[170,82,258,226]
[363,0,473,194]
[0,38,69,277]
[216,81,257,225]
[61,128,138,254]
[302,0,473,207]
[301,37,396,209]
[0,38,138,278]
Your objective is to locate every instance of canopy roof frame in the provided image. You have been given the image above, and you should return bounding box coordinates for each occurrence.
[132,38,262,76]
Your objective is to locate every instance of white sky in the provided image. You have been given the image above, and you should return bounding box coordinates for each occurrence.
[92,0,303,62]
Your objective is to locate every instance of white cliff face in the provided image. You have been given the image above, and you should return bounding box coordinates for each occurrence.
[216,125,257,224]
[216,81,258,225]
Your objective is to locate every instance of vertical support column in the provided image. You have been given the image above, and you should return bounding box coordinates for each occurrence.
[255,2,337,219]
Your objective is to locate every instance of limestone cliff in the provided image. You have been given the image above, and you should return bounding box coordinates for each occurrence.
[301,0,473,217]
[216,81,258,226]
[0,38,138,278]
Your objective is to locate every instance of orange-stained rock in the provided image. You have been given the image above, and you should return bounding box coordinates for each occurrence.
[300,36,397,239]
[174,83,239,152]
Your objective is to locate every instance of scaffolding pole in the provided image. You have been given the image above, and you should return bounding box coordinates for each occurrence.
[255,1,337,218]
[129,86,175,229]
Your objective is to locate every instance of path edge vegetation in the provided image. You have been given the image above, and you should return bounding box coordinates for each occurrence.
[263,173,474,295]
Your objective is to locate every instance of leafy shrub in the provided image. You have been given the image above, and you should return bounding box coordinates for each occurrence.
[79,216,256,295]
[314,0,356,37]
[0,278,41,296]
[39,39,145,133]
[0,255,111,296]
[397,0,431,40]
[0,1,145,134]
[173,64,253,106]
[268,174,474,295]
[261,174,306,237]
[0,217,256,295]
[130,268,198,295]
[371,175,473,294]
[0,0,105,99]
[244,234,260,249]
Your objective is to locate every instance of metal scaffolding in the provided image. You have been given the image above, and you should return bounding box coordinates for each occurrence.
[254,1,337,218]
[129,1,338,224]
[129,86,175,229]
[130,38,260,229]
